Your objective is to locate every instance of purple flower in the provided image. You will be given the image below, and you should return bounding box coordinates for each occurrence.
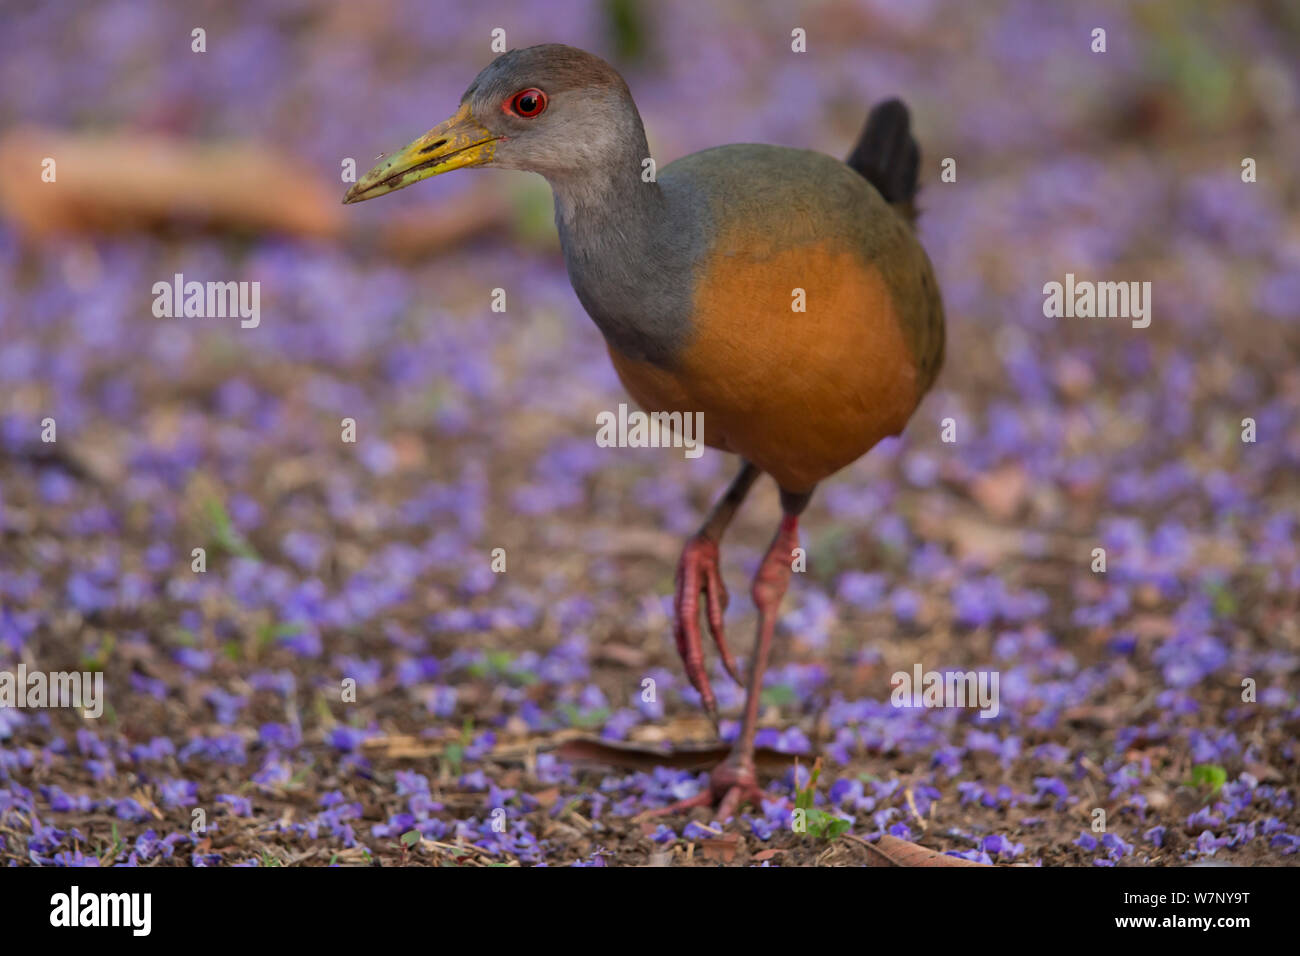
[1195,831,1227,857]
[258,723,301,749]
[174,647,212,672]
[982,834,1025,860]
[890,587,921,624]
[159,779,198,808]
[682,821,715,841]
[650,824,676,844]
[1033,776,1070,805]
[1270,834,1300,855]
[41,786,93,813]
[426,685,458,718]
[1187,806,1222,831]
[114,798,150,822]
[280,531,326,571]
[837,571,887,610]
[1101,833,1133,860]
[327,726,371,752]
[217,794,253,817]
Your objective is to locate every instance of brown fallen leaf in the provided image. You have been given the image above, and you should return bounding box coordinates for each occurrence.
[1145,790,1172,810]
[531,787,561,809]
[592,642,649,668]
[0,126,516,251]
[1062,704,1122,727]
[969,464,1028,520]
[626,716,716,745]
[941,513,1029,564]
[361,728,589,760]
[1245,761,1284,783]
[360,729,807,779]
[129,787,165,822]
[555,736,804,774]
[1124,745,1169,763]
[1130,614,1176,640]
[848,833,990,867]
[0,126,341,239]
[699,833,741,863]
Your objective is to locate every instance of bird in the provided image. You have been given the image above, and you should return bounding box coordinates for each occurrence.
[344,44,945,819]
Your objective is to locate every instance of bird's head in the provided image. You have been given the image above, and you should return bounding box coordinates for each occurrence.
[343,44,641,204]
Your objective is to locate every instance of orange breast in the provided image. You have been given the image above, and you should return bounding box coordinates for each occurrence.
[608,237,923,493]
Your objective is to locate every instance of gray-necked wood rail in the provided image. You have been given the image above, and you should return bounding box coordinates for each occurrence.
[345,44,945,818]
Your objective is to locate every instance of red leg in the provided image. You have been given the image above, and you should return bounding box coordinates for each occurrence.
[672,462,758,725]
[644,503,805,821]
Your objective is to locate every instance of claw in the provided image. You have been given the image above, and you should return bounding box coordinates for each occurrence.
[633,759,765,822]
[673,545,715,715]
[702,560,743,685]
[673,536,743,724]
[633,789,713,822]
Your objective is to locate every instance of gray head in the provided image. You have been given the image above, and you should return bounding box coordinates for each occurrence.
[343,44,648,203]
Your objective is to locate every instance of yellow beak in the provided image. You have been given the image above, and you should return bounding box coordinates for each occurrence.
[343,103,498,204]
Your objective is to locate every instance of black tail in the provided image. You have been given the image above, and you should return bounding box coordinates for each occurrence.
[846,98,920,221]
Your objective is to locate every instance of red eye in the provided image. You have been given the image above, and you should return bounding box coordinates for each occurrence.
[508,88,547,117]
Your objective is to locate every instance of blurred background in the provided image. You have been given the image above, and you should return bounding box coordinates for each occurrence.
[0,0,1297,866]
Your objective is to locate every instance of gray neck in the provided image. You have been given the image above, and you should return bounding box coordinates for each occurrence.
[549,135,694,367]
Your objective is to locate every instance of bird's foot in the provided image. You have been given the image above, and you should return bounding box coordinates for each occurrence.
[635,758,765,822]
[673,534,743,726]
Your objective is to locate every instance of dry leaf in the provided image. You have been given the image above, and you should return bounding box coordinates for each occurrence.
[699,833,741,863]
[970,464,1027,519]
[0,127,341,239]
[859,834,990,867]
[532,787,561,808]
[1245,762,1284,783]
[556,736,803,774]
